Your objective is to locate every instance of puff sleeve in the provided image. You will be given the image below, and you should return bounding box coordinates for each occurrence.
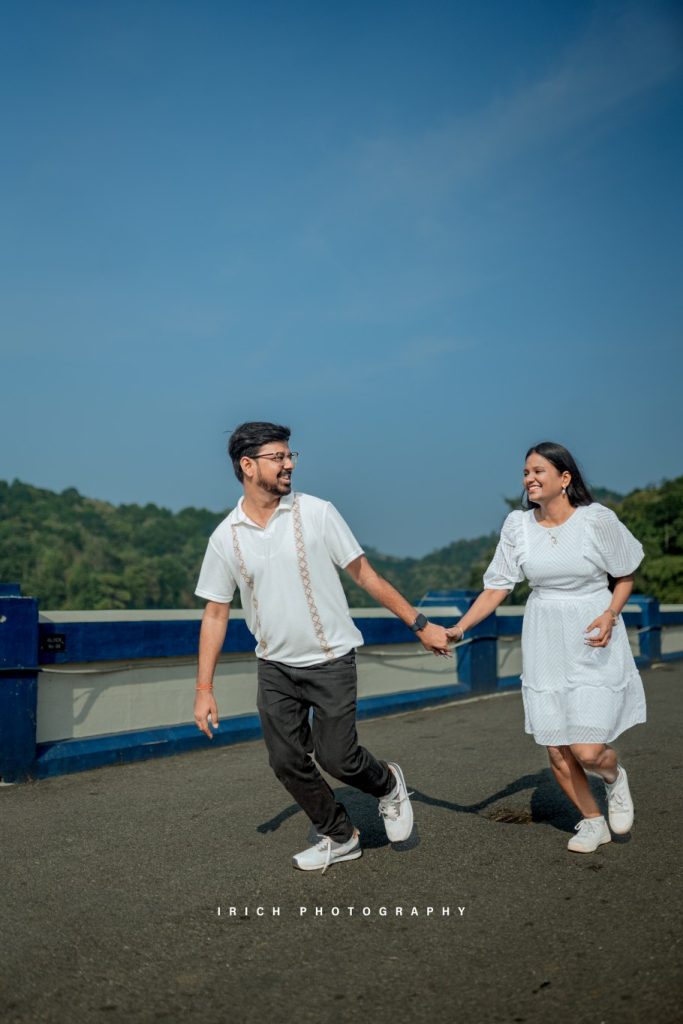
[583,504,644,577]
[483,511,525,590]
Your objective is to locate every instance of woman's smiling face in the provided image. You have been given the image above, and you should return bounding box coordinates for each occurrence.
[523,451,570,503]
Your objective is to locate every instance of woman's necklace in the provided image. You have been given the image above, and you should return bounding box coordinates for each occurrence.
[537,507,575,545]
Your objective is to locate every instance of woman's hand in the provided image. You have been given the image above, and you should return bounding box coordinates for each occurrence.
[417,622,452,657]
[584,611,615,648]
[445,625,464,643]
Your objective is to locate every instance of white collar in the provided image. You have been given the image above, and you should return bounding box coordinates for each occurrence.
[233,491,295,526]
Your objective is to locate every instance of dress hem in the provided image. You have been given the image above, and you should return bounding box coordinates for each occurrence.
[525,713,647,748]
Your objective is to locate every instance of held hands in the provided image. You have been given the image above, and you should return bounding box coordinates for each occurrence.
[445,625,464,644]
[194,688,220,738]
[418,622,451,657]
[584,611,615,648]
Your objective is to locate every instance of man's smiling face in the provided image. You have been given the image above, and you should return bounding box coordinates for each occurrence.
[250,442,296,497]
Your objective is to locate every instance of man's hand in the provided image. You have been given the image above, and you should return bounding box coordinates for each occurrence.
[417,622,451,657]
[194,690,220,739]
[345,555,452,657]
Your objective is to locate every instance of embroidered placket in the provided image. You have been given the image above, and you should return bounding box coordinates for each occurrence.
[230,524,268,658]
[292,496,335,659]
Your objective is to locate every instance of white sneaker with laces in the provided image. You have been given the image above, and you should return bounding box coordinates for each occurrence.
[292,830,361,873]
[378,762,414,842]
[567,816,611,853]
[605,765,634,835]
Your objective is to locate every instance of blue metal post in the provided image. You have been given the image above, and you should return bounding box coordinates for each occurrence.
[629,595,661,665]
[451,590,499,694]
[0,586,39,782]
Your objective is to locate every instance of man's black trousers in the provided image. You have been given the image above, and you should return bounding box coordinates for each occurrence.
[256,650,393,843]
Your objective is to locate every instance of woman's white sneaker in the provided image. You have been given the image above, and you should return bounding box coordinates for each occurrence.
[605,765,634,834]
[292,830,361,873]
[378,762,414,842]
[567,816,611,853]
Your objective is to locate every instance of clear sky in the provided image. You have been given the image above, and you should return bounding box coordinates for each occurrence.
[2,1,682,556]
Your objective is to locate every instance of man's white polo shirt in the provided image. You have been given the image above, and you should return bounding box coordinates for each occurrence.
[195,492,365,667]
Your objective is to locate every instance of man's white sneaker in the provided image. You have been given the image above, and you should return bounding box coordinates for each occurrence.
[605,765,634,835]
[292,830,361,873]
[378,762,414,842]
[567,816,611,853]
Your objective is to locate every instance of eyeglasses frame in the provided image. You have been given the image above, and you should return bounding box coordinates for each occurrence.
[249,451,299,465]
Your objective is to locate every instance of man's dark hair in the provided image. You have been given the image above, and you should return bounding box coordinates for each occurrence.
[228,421,291,482]
[522,441,594,509]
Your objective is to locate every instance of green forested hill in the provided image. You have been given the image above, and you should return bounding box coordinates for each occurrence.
[0,481,226,609]
[345,533,499,608]
[1,477,681,609]
[616,477,683,602]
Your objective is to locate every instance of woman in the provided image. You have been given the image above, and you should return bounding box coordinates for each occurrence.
[446,442,646,853]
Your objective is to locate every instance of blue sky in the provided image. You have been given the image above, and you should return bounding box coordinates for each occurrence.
[2,1,681,556]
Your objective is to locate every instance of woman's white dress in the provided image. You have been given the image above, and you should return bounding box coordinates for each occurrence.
[484,503,646,746]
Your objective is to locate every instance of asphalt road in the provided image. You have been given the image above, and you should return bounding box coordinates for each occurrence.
[1,664,681,1024]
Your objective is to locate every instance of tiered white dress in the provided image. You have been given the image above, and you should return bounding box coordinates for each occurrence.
[484,503,646,746]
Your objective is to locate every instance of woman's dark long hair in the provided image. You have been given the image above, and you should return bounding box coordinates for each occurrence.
[522,441,594,510]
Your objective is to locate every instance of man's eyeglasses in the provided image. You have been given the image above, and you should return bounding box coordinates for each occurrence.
[251,451,299,466]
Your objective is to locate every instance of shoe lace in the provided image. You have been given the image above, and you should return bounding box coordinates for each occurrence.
[575,818,598,834]
[378,787,414,822]
[312,835,334,875]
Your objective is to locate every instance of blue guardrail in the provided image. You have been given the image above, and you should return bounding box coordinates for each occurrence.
[0,586,680,783]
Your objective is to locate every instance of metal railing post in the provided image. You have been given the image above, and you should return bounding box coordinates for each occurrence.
[0,584,39,782]
[629,594,661,665]
[453,590,499,694]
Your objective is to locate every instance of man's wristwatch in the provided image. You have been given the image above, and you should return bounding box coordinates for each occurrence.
[409,613,429,633]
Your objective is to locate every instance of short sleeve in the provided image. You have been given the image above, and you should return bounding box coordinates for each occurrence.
[583,504,644,577]
[195,537,238,603]
[322,503,364,568]
[483,511,525,591]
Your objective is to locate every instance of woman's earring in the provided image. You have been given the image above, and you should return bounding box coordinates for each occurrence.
[562,486,567,496]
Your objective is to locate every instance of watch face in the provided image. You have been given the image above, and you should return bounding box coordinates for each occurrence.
[414,613,428,631]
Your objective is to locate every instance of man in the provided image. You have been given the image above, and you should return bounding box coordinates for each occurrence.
[194,421,450,872]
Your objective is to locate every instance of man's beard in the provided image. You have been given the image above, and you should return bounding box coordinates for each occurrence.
[256,469,292,496]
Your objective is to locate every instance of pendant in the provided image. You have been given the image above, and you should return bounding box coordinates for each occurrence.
[549,533,557,545]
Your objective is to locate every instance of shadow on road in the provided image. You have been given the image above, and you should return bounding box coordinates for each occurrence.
[255,768,612,843]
